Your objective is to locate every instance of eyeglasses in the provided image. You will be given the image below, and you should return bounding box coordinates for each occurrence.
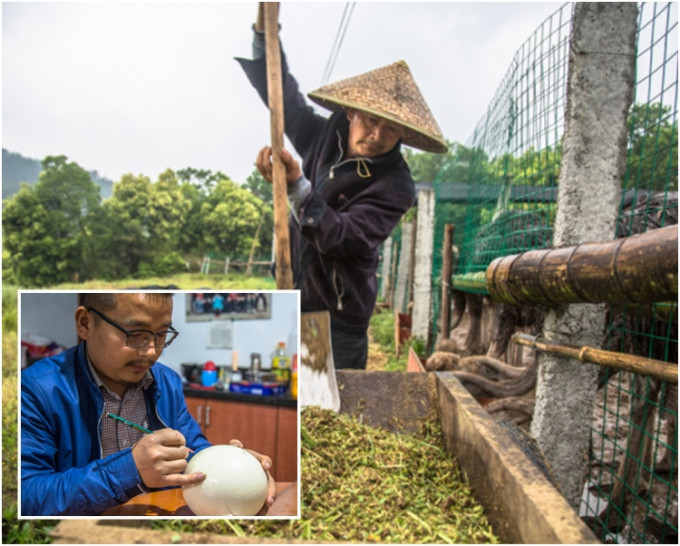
[87,307,179,349]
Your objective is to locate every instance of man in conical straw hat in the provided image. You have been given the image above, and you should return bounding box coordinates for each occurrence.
[237,4,447,370]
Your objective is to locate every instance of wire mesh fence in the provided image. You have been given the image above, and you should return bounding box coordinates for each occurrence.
[380,2,677,542]
[582,3,678,542]
[425,4,574,306]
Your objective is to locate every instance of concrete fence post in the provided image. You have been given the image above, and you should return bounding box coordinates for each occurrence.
[530,2,639,509]
[412,189,436,341]
[394,222,414,314]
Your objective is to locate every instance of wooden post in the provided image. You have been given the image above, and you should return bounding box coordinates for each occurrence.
[380,236,392,302]
[440,224,455,340]
[389,240,398,308]
[264,2,293,289]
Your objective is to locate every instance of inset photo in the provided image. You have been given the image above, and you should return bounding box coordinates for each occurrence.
[19,290,299,519]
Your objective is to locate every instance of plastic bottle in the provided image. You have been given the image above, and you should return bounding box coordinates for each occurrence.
[291,353,298,399]
[201,360,218,388]
[230,351,242,383]
[271,341,291,384]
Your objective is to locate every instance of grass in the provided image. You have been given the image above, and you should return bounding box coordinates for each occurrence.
[368,308,426,372]
[48,272,277,290]
[147,408,499,544]
[2,285,56,543]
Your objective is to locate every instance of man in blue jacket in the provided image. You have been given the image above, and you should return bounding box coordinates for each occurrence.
[20,293,276,516]
[238,5,447,369]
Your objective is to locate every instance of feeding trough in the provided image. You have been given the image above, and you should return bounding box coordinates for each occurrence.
[335,358,599,544]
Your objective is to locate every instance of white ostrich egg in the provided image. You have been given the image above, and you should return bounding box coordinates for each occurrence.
[182,444,269,516]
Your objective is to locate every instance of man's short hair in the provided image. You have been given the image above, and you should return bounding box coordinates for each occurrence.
[79,293,174,313]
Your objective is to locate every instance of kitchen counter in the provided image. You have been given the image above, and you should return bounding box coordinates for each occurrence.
[183,384,297,408]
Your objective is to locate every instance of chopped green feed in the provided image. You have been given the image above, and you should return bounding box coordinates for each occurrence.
[154,407,500,543]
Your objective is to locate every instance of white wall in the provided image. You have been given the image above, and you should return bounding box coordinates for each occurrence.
[19,291,300,374]
[163,292,299,370]
[20,292,80,348]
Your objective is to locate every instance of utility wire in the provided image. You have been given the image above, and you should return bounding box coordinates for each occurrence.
[321,2,356,85]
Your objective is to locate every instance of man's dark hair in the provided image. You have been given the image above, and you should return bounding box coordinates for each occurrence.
[79,293,174,313]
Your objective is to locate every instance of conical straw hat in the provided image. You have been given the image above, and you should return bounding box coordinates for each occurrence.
[308,60,447,154]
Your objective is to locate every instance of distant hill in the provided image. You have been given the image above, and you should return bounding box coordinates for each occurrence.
[2,149,114,200]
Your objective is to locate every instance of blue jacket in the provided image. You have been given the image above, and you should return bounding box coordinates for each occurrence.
[20,342,210,516]
[237,47,416,334]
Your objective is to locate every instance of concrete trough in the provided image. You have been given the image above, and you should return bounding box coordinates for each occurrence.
[336,367,598,544]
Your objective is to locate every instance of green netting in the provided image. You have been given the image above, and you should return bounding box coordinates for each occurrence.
[439,5,570,263]
[426,4,572,321]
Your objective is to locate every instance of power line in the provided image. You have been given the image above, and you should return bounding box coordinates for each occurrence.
[321,2,356,85]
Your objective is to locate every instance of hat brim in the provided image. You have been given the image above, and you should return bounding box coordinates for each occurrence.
[308,92,448,154]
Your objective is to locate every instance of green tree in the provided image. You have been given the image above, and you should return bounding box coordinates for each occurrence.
[176,167,226,196]
[177,180,205,257]
[436,144,491,185]
[403,141,455,183]
[103,170,191,275]
[2,156,101,286]
[200,177,273,258]
[627,102,678,191]
[242,168,273,206]
[404,142,493,186]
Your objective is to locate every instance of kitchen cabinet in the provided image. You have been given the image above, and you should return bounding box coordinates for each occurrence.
[275,406,298,484]
[185,392,298,482]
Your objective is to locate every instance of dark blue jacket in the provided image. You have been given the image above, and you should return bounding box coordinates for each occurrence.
[237,49,416,334]
[20,343,210,516]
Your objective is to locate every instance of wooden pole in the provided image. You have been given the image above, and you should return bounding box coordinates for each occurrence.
[513,333,677,383]
[389,240,398,308]
[263,2,293,289]
[440,224,454,340]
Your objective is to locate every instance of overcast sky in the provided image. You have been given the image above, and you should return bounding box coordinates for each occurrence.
[2,1,565,185]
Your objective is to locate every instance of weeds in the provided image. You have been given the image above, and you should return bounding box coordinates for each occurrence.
[368,309,427,371]
[2,285,56,544]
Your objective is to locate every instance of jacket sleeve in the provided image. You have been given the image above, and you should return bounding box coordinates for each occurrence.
[299,172,416,258]
[21,382,143,516]
[235,42,327,159]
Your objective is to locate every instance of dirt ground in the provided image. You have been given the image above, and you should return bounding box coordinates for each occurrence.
[365,334,389,371]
